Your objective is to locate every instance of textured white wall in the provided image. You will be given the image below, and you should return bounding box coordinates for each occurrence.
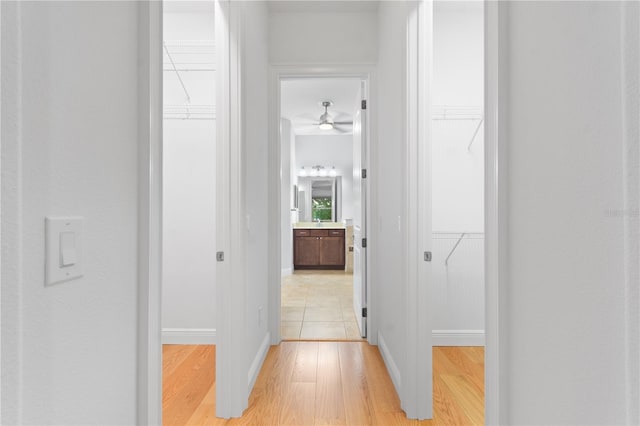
[504,2,629,423]
[242,0,271,390]
[375,0,407,396]
[268,5,378,64]
[2,2,138,424]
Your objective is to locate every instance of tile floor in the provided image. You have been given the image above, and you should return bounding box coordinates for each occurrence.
[281,270,364,340]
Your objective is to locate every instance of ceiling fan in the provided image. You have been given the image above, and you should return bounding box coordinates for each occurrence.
[295,101,353,134]
[317,101,353,131]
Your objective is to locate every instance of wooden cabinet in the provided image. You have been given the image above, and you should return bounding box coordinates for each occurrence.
[294,228,345,270]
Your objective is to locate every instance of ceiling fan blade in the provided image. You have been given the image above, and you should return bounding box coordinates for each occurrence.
[333,121,353,125]
[333,125,352,134]
[295,125,322,134]
[333,112,352,122]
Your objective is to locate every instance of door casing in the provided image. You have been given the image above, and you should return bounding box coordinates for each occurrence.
[267,66,377,346]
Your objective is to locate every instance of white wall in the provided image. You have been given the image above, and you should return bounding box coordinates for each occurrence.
[294,135,354,221]
[242,0,271,393]
[375,0,408,398]
[268,3,378,64]
[503,2,629,423]
[162,121,216,339]
[280,119,294,274]
[162,9,217,343]
[432,2,484,233]
[431,2,484,341]
[1,2,138,424]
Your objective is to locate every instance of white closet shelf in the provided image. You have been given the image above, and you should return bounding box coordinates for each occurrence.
[432,105,484,150]
[164,104,216,121]
[432,105,483,120]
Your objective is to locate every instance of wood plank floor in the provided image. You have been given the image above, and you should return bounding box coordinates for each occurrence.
[163,343,484,425]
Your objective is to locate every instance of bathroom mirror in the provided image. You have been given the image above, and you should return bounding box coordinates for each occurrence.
[297,176,342,222]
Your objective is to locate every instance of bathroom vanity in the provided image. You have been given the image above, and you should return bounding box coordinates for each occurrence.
[293,226,345,270]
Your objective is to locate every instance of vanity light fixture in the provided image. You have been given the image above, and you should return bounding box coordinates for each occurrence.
[299,165,339,177]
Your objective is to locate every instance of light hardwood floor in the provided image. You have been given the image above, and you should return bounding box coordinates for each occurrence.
[163,343,484,425]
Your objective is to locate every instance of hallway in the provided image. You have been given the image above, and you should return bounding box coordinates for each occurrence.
[281,271,363,340]
[162,342,484,425]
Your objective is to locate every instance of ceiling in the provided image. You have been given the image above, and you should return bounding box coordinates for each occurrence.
[281,78,361,136]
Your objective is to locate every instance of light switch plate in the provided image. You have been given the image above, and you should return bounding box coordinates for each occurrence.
[45,217,84,286]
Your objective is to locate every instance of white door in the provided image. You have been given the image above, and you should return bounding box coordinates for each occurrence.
[352,82,367,337]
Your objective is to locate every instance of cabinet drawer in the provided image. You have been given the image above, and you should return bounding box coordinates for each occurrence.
[328,229,345,237]
[294,229,311,237]
[309,229,328,237]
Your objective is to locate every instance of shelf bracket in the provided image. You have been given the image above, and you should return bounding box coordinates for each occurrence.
[467,118,484,151]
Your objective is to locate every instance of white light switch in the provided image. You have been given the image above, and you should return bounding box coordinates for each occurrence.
[46,217,83,286]
[60,232,77,266]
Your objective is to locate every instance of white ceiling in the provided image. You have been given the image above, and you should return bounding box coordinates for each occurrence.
[281,78,361,136]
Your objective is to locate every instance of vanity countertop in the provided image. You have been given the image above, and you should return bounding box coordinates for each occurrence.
[293,222,346,229]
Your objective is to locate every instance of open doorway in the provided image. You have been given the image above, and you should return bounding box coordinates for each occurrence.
[161,1,217,423]
[278,77,368,341]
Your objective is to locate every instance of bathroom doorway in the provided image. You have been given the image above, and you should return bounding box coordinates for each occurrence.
[277,76,370,341]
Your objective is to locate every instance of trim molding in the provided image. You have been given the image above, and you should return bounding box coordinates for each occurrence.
[267,65,377,348]
[161,328,217,345]
[378,332,402,396]
[247,332,271,392]
[485,1,509,423]
[281,268,292,277]
[137,1,163,424]
[432,330,485,347]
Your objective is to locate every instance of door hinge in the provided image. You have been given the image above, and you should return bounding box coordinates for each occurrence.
[362,307,368,318]
[361,99,367,110]
[424,251,432,262]
[362,168,367,179]
[362,238,367,248]
[216,251,225,262]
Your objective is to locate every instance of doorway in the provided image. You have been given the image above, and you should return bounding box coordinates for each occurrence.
[278,77,367,340]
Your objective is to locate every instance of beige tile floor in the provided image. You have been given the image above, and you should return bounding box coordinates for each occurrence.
[281,271,364,340]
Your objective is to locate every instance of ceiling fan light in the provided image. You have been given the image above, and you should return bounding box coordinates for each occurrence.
[319,111,334,130]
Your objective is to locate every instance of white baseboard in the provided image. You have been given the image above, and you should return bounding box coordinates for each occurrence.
[161,328,217,345]
[281,267,292,276]
[378,332,402,395]
[432,330,485,347]
[248,332,271,392]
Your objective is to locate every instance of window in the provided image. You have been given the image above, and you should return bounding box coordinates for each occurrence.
[312,197,332,221]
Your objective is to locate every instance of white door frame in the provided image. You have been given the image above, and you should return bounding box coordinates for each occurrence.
[136,1,509,423]
[136,1,163,424]
[267,65,377,345]
[484,1,509,423]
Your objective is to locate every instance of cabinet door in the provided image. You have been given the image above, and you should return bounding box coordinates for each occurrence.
[319,236,345,266]
[294,237,320,266]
